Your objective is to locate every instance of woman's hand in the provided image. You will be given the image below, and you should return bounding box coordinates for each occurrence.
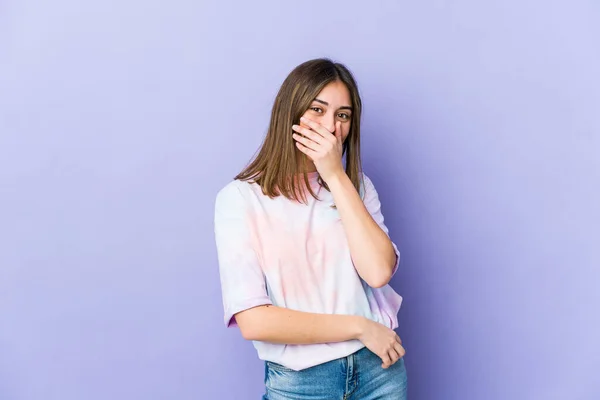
[358,318,406,369]
[292,117,345,183]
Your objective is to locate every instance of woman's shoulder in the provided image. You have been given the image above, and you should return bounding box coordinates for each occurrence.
[215,179,258,207]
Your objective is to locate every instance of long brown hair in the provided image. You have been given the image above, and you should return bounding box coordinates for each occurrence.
[235,58,363,203]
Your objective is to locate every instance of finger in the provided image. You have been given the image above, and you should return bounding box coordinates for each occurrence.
[300,117,334,140]
[395,334,402,346]
[388,348,400,365]
[292,124,324,145]
[380,352,392,369]
[292,133,320,152]
[295,141,317,160]
[394,342,405,359]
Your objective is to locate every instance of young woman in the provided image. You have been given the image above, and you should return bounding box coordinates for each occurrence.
[214,58,407,399]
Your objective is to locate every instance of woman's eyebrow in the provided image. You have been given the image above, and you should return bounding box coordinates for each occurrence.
[314,98,353,111]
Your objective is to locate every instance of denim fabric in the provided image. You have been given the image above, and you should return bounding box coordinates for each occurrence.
[262,347,407,399]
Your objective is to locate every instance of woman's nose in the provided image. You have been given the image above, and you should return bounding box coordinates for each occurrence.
[323,115,335,134]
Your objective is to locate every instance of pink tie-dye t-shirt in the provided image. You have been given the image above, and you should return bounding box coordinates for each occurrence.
[213,171,403,371]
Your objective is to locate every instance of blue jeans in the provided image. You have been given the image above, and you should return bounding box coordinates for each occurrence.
[262,347,408,399]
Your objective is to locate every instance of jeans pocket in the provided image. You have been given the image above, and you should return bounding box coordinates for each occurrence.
[266,361,295,373]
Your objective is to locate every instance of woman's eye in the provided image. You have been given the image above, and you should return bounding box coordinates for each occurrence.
[338,113,350,120]
[311,107,323,113]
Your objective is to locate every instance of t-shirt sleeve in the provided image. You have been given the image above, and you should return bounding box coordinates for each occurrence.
[213,182,272,328]
[361,174,401,276]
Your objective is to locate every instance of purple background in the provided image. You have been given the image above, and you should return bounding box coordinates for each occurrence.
[1,1,599,399]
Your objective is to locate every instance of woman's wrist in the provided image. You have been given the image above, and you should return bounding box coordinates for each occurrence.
[322,169,349,189]
[350,315,369,341]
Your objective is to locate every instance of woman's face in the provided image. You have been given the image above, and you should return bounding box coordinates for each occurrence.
[300,80,353,142]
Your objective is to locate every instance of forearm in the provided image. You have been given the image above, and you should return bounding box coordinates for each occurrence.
[235,305,365,344]
[327,172,396,288]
